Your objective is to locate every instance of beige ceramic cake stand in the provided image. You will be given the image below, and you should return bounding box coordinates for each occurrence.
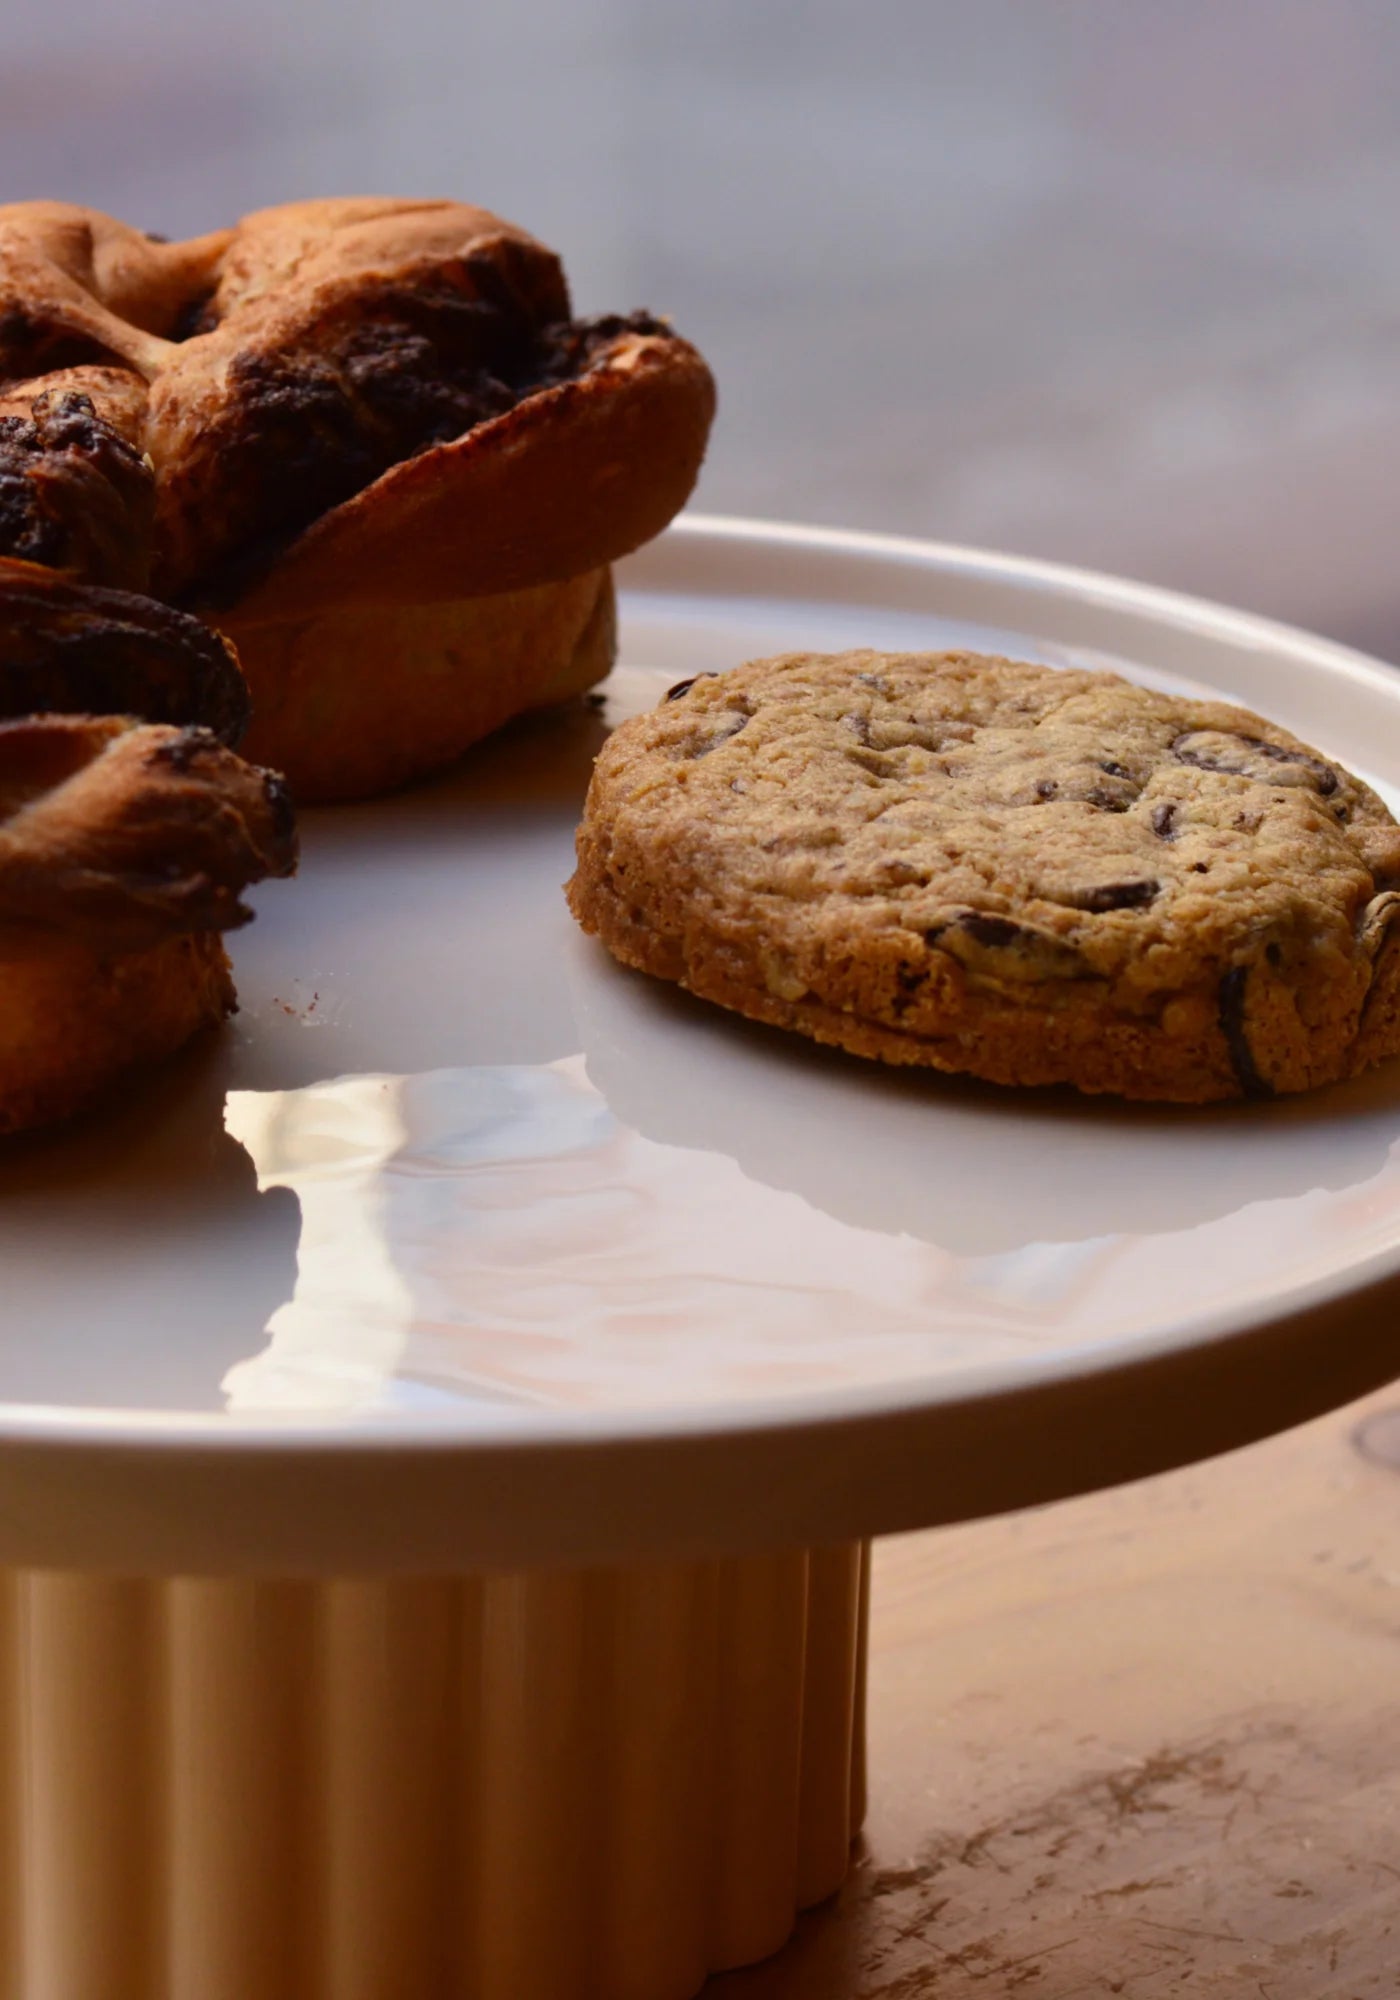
[2,520,1398,2000]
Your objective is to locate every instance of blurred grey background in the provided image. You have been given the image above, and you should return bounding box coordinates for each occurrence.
[8,0,1400,653]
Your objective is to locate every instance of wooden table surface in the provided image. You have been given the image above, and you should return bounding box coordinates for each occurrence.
[725,1383,1400,1998]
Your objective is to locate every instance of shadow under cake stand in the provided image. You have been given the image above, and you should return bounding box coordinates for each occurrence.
[3,520,1399,2000]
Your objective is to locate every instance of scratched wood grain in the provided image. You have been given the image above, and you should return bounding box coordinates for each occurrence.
[720,1386,1400,1998]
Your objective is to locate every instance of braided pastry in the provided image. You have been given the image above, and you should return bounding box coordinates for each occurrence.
[0,197,715,798]
[0,712,295,1133]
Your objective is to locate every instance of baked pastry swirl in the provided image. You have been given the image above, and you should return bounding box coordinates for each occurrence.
[0,198,715,798]
[0,556,249,741]
[0,528,295,1133]
[568,650,1400,1103]
[0,711,295,1134]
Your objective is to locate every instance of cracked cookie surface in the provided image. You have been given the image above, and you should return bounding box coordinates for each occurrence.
[566,649,1400,1102]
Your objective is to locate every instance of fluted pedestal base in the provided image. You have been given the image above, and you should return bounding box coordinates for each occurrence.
[0,1543,867,2000]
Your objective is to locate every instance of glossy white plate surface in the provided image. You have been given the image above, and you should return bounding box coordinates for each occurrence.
[3,517,1398,1573]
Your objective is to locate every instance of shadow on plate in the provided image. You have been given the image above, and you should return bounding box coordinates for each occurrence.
[570,938,1400,1256]
[0,1035,299,1410]
[300,695,613,836]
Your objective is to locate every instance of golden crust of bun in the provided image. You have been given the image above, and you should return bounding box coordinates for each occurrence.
[0,714,296,954]
[0,198,713,610]
[0,201,228,375]
[0,931,234,1137]
[229,567,615,802]
[0,710,296,1134]
[0,712,296,1134]
[0,197,714,794]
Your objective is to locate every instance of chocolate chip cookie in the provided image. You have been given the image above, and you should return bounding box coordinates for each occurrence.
[566,650,1400,1102]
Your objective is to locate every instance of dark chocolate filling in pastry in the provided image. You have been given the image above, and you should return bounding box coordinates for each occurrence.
[0,392,154,588]
[184,301,673,609]
[0,564,250,744]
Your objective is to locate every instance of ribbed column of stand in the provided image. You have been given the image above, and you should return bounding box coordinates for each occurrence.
[795,1543,867,1912]
[164,1579,318,2000]
[13,1574,163,2000]
[0,1544,868,2000]
[314,1578,467,2000]
[0,1575,14,2000]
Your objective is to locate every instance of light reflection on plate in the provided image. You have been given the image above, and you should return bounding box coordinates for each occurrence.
[221,1058,1052,1415]
[222,1034,1400,1417]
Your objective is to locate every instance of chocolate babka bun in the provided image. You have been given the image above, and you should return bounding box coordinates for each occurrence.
[0,712,297,1135]
[0,199,715,796]
[0,713,295,953]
